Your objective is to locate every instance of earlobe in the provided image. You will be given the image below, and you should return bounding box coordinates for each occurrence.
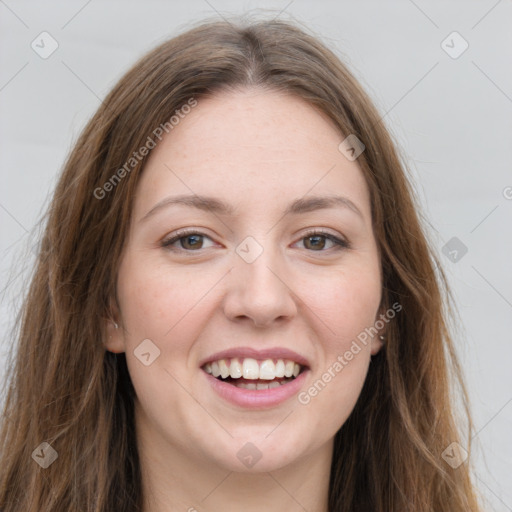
[104,319,126,354]
[104,297,126,353]
[371,334,385,355]
[371,302,387,355]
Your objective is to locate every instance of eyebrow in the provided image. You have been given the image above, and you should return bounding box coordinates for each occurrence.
[139,193,364,223]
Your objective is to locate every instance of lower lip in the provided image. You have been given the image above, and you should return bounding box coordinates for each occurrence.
[204,370,309,409]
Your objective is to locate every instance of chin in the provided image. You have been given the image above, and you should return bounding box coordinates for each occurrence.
[200,428,312,473]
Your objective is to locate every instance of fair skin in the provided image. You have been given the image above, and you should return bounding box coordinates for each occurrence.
[105,87,383,512]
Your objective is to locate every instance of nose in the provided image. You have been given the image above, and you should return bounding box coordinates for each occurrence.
[222,247,298,328]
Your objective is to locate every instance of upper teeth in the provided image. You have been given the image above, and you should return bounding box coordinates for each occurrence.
[204,358,302,380]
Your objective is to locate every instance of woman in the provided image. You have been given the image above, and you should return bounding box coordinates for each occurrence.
[0,17,482,511]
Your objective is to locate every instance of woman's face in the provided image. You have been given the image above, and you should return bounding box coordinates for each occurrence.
[107,88,383,473]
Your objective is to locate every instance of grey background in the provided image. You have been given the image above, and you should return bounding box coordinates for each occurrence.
[1,1,511,510]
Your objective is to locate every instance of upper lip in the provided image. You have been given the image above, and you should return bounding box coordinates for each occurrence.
[199,346,311,369]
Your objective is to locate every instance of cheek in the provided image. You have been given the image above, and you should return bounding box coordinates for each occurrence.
[305,262,381,341]
[298,273,378,435]
[299,261,380,404]
[116,258,211,409]
[117,256,210,341]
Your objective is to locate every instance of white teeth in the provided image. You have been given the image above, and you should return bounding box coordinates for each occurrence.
[211,361,221,378]
[203,357,305,380]
[242,358,260,380]
[259,359,276,380]
[275,359,285,378]
[232,378,294,389]
[229,357,242,378]
[218,359,230,379]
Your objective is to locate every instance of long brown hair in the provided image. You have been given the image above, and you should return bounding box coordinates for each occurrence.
[0,16,482,511]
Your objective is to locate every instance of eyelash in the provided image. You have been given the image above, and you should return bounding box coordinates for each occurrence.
[160,228,350,253]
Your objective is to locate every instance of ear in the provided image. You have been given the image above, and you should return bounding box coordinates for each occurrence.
[370,333,385,356]
[370,304,387,356]
[103,300,126,354]
[104,322,125,354]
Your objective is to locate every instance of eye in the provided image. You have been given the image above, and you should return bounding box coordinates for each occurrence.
[294,230,350,251]
[161,229,214,251]
[161,228,350,253]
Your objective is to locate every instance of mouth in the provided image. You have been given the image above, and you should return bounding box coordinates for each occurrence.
[202,357,307,390]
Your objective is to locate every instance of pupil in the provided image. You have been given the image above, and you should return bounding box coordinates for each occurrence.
[184,235,202,249]
[308,235,324,250]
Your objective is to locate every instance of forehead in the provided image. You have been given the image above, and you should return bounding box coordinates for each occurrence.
[134,88,371,221]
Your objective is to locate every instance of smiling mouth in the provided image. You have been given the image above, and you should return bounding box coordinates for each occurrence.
[202,357,306,389]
